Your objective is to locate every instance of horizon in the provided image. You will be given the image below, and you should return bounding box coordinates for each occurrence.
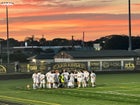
[0,0,140,41]
[0,34,138,42]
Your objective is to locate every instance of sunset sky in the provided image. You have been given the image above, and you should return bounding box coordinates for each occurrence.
[0,0,140,41]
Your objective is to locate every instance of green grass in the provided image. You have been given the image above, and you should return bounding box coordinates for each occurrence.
[0,73,140,105]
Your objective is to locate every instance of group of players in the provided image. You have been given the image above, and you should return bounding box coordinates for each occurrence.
[32,69,96,89]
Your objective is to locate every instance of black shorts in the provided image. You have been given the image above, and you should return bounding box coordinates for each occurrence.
[74,78,77,83]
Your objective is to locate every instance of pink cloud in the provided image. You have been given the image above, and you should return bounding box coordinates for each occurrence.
[0,0,140,41]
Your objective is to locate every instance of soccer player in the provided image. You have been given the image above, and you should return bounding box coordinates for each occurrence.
[39,72,46,88]
[50,70,56,88]
[68,71,75,88]
[81,70,86,88]
[46,71,52,88]
[90,71,96,87]
[83,70,89,87]
[54,70,60,88]
[62,70,69,88]
[36,71,41,88]
[77,70,83,88]
[32,71,38,89]
[74,71,78,87]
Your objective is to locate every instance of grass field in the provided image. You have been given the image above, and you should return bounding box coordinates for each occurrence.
[0,73,140,105]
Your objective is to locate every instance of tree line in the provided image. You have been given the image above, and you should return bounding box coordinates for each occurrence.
[1,34,140,63]
[1,34,140,50]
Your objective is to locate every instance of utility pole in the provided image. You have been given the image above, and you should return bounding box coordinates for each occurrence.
[72,36,74,48]
[1,2,14,65]
[128,0,132,51]
[82,32,85,48]
[31,35,34,54]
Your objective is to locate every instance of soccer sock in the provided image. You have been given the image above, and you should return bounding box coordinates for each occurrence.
[48,83,51,88]
[33,84,36,89]
[43,84,45,88]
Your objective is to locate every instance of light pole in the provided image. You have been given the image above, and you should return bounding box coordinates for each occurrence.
[128,0,132,51]
[1,2,14,65]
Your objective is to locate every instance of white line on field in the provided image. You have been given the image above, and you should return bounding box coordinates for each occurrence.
[95,91,140,97]
[62,88,140,98]
[0,95,61,105]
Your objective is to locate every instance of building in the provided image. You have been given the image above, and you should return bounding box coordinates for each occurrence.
[27,49,140,71]
[53,50,140,71]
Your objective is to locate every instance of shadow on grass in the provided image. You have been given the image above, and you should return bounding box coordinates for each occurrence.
[0,100,25,105]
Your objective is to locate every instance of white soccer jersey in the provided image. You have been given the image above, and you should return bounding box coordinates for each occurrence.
[46,72,52,82]
[50,73,55,83]
[36,72,41,84]
[84,71,89,81]
[32,73,38,83]
[68,73,75,87]
[90,73,96,83]
[77,72,83,82]
[40,74,46,84]
[74,73,78,79]
[69,73,74,83]
[54,72,60,83]
[62,72,69,82]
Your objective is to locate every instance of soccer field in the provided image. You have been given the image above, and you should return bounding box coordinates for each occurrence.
[0,73,140,105]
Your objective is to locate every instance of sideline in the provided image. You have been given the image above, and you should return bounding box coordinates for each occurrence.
[0,95,61,105]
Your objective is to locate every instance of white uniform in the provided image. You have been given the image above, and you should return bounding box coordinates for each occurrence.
[77,72,84,82]
[74,72,78,87]
[46,72,52,88]
[46,72,51,82]
[54,72,60,88]
[62,71,69,87]
[68,73,74,88]
[36,72,41,88]
[62,72,69,82]
[50,73,56,88]
[46,71,55,88]
[83,71,89,87]
[39,73,46,88]
[32,72,38,89]
[84,71,89,82]
[77,71,83,88]
[90,72,96,87]
[50,73,55,83]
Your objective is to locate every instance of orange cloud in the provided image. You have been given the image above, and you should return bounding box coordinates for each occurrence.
[0,0,140,41]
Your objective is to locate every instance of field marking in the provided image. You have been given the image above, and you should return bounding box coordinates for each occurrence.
[0,95,61,105]
[62,88,140,98]
[95,91,140,97]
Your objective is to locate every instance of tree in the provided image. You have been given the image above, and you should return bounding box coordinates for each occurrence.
[132,37,140,49]
[8,38,20,47]
[24,35,39,46]
[39,37,47,46]
[102,35,128,50]
[51,38,71,46]
[93,34,140,50]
